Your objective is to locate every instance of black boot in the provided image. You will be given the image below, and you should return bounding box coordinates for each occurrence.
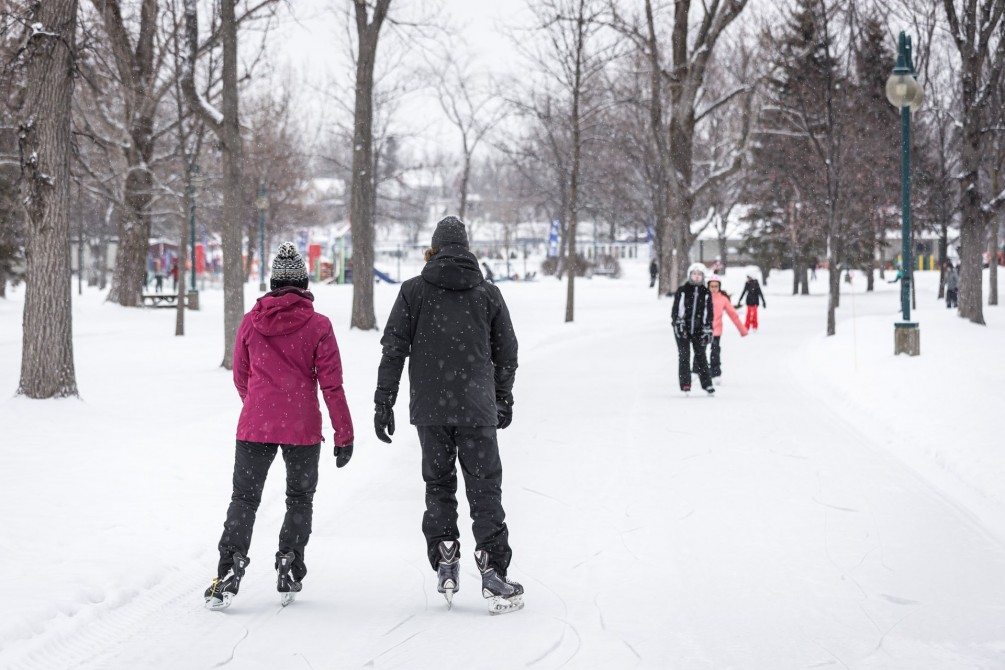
[436,540,460,608]
[276,551,302,607]
[204,552,249,610]
[474,550,524,615]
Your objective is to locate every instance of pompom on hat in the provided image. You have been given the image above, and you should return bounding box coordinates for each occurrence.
[431,216,469,249]
[270,242,309,289]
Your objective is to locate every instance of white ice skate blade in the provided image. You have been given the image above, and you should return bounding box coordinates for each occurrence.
[205,593,233,611]
[486,594,524,616]
[443,589,455,609]
[280,592,297,607]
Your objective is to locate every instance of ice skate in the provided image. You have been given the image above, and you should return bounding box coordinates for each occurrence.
[474,550,524,615]
[436,540,460,609]
[276,551,302,607]
[204,552,248,611]
[703,385,716,395]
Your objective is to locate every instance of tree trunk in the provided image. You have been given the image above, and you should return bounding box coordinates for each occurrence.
[245,224,255,281]
[349,0,390,331]
[458,149,470,220]
[95,0,160,308]
[989,216,999,306]
[17,0,79,398]
[826,246,839,337]
[108,160,154,306]
[219,0,246,367]
[181,0,245,368]
[564,4,586,324]
[958,121,986,324]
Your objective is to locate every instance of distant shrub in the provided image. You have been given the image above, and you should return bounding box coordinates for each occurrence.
[540,254,594,277]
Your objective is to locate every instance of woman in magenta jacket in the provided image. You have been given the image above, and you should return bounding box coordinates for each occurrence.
[706,274,747,380]
[205,242,354,610]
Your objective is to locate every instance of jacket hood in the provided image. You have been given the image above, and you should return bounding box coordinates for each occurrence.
[251,287,316,336]
[421,245,484,290]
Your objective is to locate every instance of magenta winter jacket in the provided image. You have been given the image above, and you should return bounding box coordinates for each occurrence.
[233,287,354,447]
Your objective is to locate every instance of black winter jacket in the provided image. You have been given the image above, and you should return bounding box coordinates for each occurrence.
[738,279,766,307]
[671,282,713,336]
[375,245,518,426]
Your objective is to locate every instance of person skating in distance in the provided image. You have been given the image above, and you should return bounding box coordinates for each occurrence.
[673,263,715,394]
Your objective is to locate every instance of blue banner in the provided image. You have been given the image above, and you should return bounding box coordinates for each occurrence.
[547,219,561,258]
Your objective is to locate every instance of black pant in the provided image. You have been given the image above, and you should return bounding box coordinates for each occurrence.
[709,335,722,377]
[677,333,713,390]
[417,425,512,577]
[217,440,320,581]
[947,289,958,308]
[691,336,723,377]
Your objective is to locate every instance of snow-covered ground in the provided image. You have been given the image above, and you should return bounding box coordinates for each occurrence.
[0,259,1002,669]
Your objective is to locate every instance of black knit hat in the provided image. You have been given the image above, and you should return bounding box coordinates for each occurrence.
[431,216,468,249]
[270,242,309,289]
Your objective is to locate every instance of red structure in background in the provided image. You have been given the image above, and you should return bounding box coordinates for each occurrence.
[308,243,322,273]
[195,243,205,273]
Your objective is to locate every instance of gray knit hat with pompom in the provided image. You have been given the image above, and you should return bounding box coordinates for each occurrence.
[271,242,308,284]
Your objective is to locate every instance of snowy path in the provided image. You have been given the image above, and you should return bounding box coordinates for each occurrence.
[1,269,1004,669]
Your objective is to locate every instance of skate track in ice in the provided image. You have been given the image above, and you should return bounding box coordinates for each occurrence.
[0,261,1003,669]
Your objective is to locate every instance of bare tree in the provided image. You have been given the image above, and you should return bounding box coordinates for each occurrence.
[181,0,245,367]
[755,0,849,336]
[344,0,391,330]
[433,54,506,220]
[527,0,612,322]
[85,0,169,307]
[14,0,79,397]
[941,0,1005,324]
[617,0,750,295]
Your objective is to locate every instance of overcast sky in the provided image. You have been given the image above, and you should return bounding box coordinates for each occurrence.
[258,0,534,152]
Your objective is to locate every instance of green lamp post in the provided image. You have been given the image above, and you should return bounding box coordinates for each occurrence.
[886,31,923,355]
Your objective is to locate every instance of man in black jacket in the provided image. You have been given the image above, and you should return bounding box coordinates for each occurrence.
[672,263,715,394]
[374,216,524,615]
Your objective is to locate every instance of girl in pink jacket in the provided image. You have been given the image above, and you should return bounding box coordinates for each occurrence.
[706,274,747,380]
[205,243,354,610]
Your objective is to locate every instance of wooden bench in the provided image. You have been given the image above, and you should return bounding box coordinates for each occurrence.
[142,293,179,308]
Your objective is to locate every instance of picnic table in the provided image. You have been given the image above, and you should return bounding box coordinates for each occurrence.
[142,294,178,308]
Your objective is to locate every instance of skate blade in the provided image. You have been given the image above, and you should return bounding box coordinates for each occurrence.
[280,592,297,607]
[486,594,524,616]
[443,589,455,609]
[204,593,233,611]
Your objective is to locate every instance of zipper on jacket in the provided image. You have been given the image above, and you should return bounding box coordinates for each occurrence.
[690,289,699,333]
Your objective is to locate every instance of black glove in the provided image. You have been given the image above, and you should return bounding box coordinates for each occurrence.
[497,397,513,429]
[701,328,713,347]
[374,403,395,443]
[334,444,353,468]
[673,321,686,339]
